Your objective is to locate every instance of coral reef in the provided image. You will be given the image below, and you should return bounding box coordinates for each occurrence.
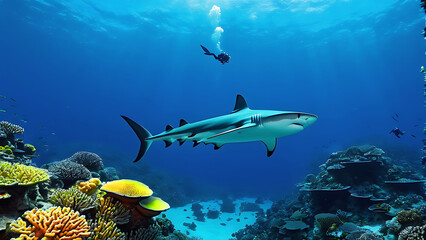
[48,160,91,187]
[0,162,49,215]
[49,188,98,212]
[125,224,159,240]
[398,224,426,240]
[10,206,91,239]
[97,196,131,225]
[87,217,125,240]
[232,145,426,240]
[0,121,24,135]
[100,179,153,208]
[99,167,120,182]
[77,178,102,195]
[68,151,104,172]
[0,161,48,186]
[137,196,170,217]
[0,121,37,165]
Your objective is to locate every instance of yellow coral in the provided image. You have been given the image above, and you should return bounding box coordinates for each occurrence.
[0,145,13,155]
[24,144,36,153]
[88,217,124,240]
[10,207,91,240]
[0,161,49,186]
[97,197,130,225]
[77,178,101,195]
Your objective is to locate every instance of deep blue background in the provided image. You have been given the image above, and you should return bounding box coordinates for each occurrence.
[0,0,424,198]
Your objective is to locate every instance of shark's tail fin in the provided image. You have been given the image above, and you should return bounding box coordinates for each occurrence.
[121,115,152,162]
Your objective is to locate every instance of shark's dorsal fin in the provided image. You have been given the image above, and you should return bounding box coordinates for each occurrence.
[165,125,174,132]
[261,138,277,157]
[232,94,248,113]
[179,119,189,126]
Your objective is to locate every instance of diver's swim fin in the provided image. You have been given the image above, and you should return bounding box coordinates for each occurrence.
[200,44,211,54]
[121,115,152,162]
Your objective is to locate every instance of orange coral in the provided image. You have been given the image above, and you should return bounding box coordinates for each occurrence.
[10,207,91,240]
[77,178,101,195]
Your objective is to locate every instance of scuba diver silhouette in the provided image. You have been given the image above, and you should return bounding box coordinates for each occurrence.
[389,127,405,138]
[200,45,230,64]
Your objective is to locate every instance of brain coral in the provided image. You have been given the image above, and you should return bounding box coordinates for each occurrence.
[48,160,91,184]
[77,178,102,195]
[10,206,91,240]
[0,161,48,186]
[68,151,104,172]
[0,121,24,135]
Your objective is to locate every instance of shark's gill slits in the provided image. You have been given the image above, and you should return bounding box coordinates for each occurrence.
[251,114,263,126]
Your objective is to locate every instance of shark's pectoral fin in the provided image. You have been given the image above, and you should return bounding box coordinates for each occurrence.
[207,123,256,140]
[164,140,173,148]
[213,143,224,150]
[261,138,277,157]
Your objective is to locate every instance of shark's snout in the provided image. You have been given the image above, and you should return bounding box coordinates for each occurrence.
[300,113,318,127]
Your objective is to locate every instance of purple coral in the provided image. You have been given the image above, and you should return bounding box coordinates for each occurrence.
[68,151,104,171]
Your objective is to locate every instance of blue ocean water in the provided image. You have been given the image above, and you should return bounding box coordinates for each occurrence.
[0,0,424,199]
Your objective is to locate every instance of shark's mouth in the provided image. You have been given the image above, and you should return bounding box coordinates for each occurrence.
[291,123,304,127]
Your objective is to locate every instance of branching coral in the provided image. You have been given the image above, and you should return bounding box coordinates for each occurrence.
[0,121,24,135]
[398,224,426,240]
[0,161,49,186]
[125,225,159,240]
[10,207,91,240]
[88,218,125,240]
[49,188,98,211]
[77,178,101,195]
[97,197,131,225]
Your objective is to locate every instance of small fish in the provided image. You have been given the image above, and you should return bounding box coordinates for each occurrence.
[0,110,5,112]
[39,125,45,128]
[0,95,6,98]
[411,134,416,138]
[51,132,56,135]
[395,113,399,118]
[391,116,398,122]
[10,98,16,102]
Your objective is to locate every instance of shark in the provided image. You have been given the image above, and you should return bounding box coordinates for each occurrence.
[122,94,317,162]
